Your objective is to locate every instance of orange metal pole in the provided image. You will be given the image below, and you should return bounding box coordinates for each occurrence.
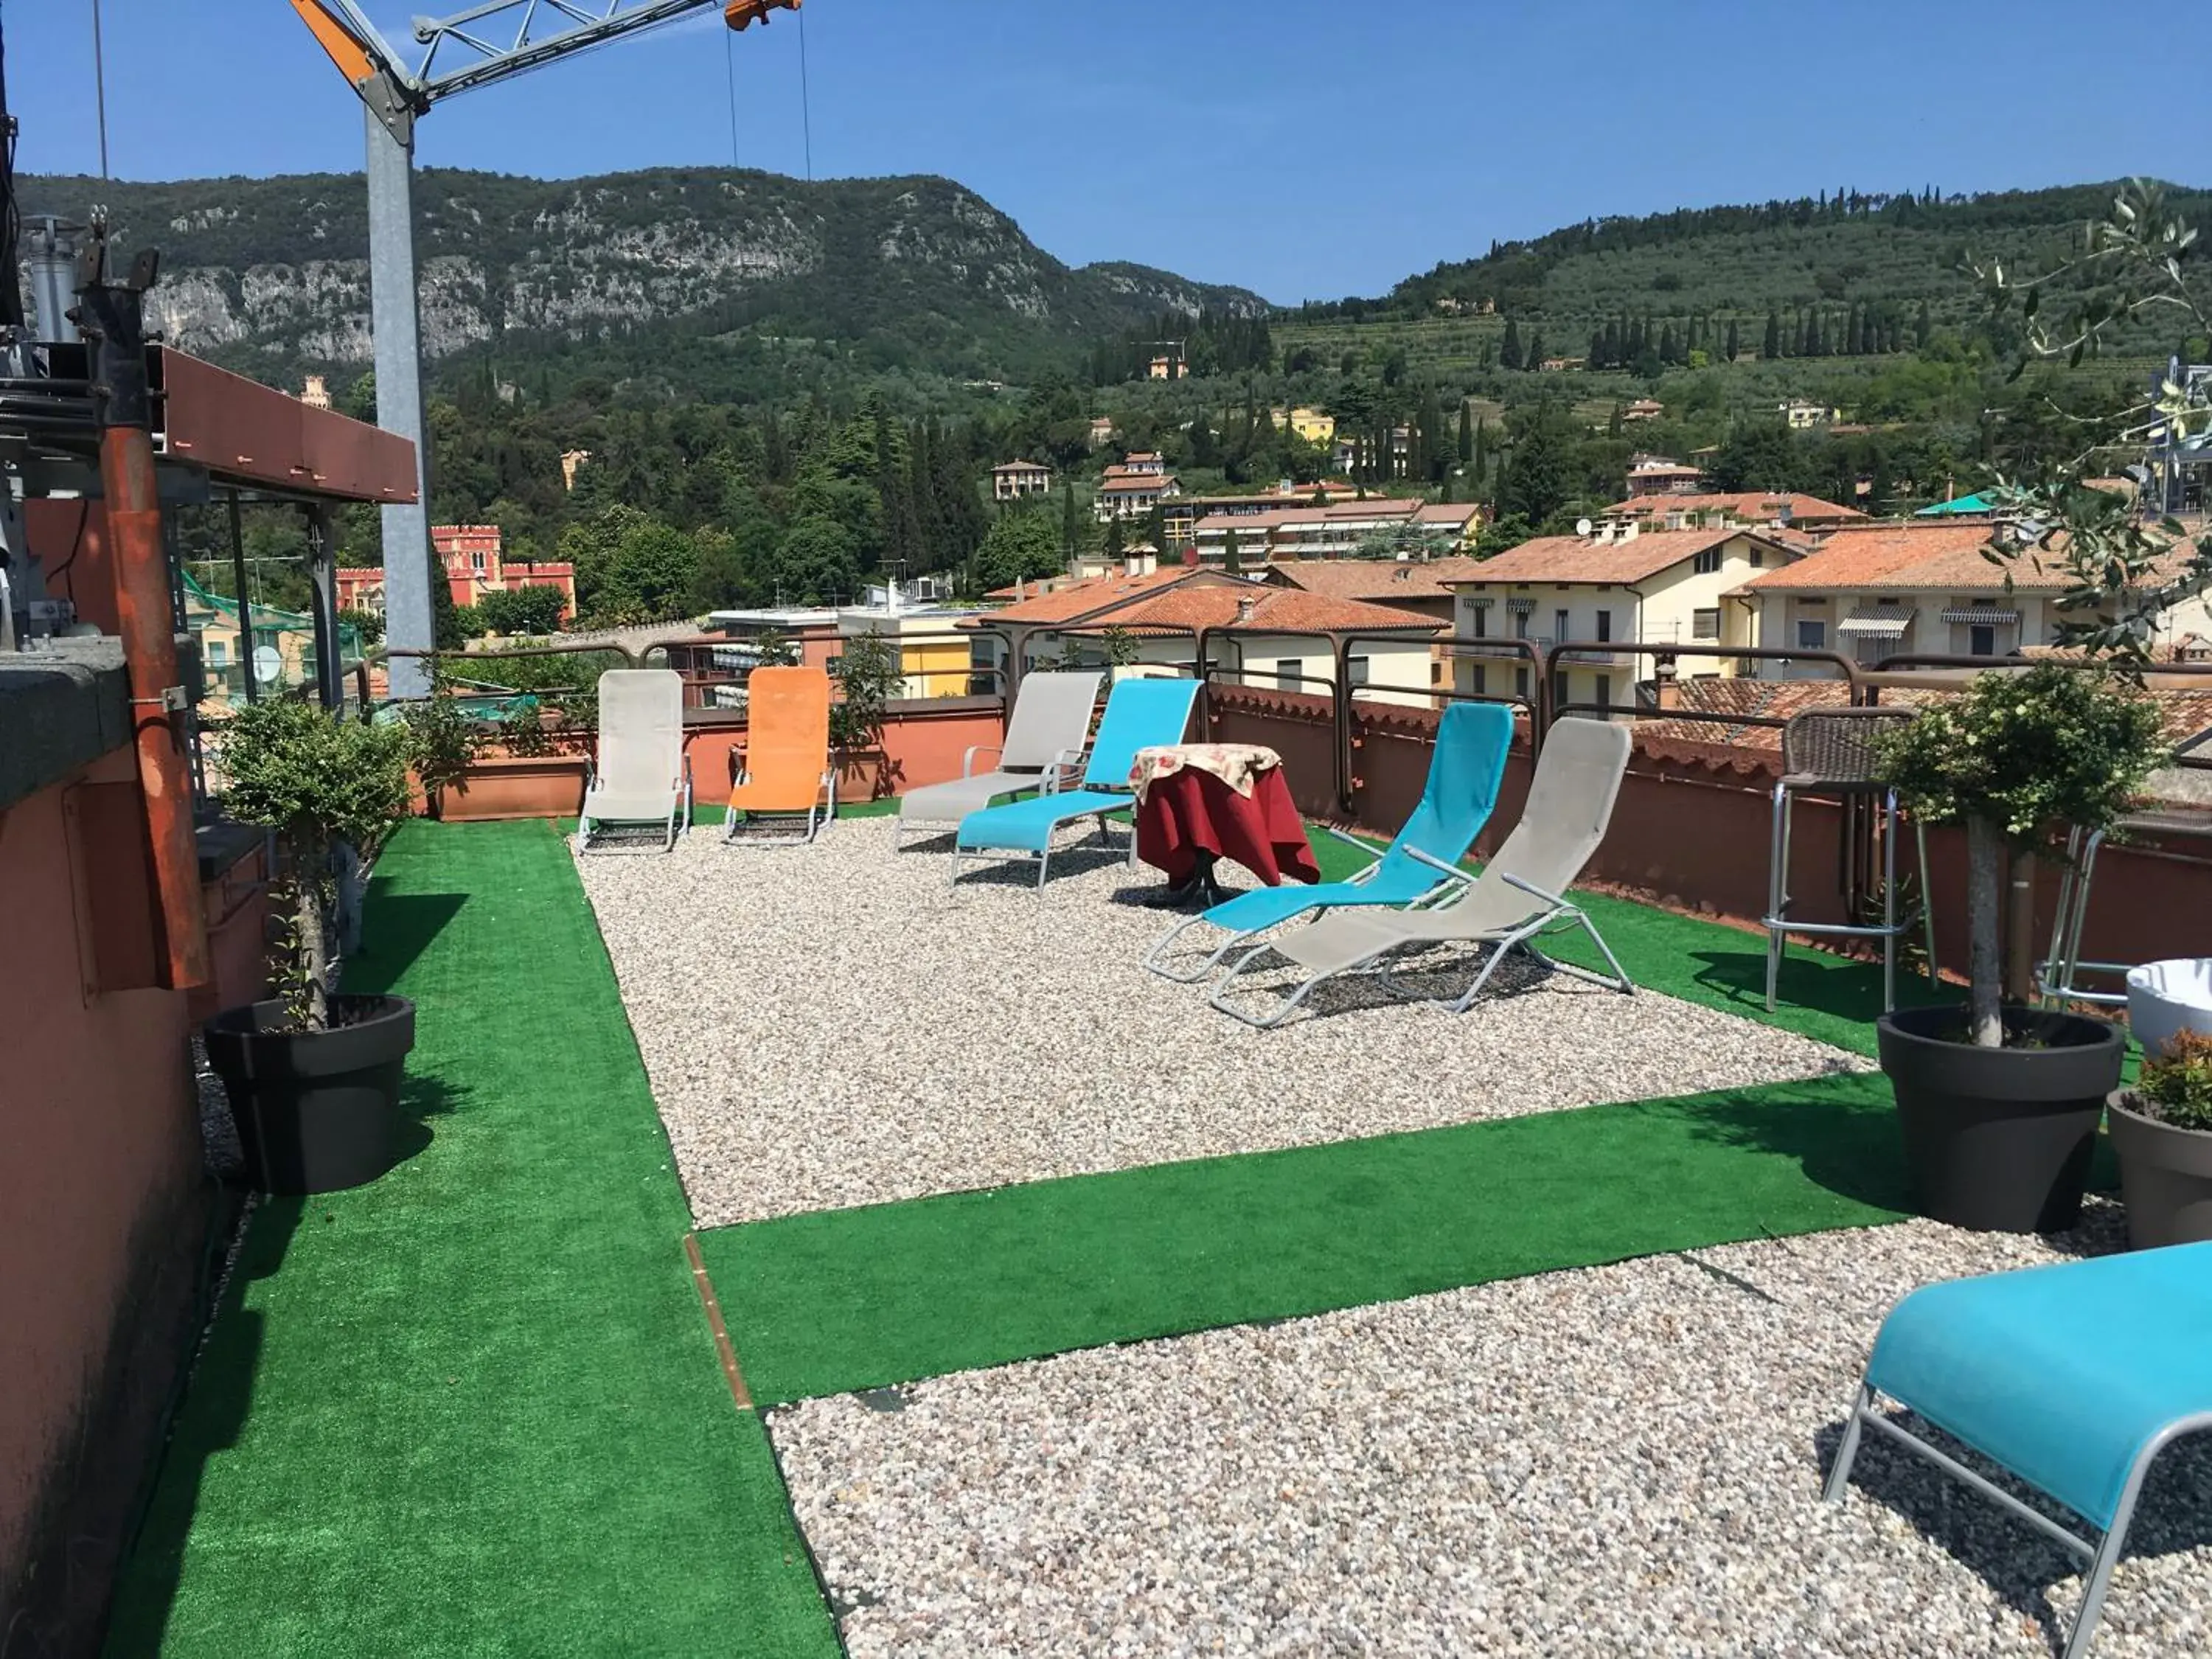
[78,234,210,990]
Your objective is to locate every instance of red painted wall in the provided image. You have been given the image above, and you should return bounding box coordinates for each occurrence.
[0,757,218,1652]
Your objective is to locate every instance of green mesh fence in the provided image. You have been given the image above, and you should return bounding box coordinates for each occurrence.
[181,565,362,709]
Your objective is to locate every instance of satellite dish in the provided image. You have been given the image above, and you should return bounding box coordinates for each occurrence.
[251,645,283,684]
[1574,517,1593,537]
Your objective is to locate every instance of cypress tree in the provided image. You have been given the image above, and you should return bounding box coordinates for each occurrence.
[1060,480,1081,560]
[1455,403,1474,466]
[1726,317,1742,361]
[1222,526,1243,574]
[1500,319,1523,371]
[1915,299,1933,350]
[1524,327,1544,369]
[1762,311,1781,358]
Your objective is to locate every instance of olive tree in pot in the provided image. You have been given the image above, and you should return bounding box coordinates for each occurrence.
[204,699,417,1194]
[1873,665,2166,1231]
[2110,1032,2212,1248]
[829,631,902,800]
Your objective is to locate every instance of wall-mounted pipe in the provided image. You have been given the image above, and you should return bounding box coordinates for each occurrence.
[77,229,209,990]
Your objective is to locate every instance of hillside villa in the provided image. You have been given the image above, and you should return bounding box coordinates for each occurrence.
[1096,453,1182,521]
[990,459,1054,501]
[1624,453,1709,495]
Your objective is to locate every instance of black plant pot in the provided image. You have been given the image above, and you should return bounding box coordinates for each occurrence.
[204,995,416,1195]
[1876,1004,2123,1234]
[2108,1097,2212,1250]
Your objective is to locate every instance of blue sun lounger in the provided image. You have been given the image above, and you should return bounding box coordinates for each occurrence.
[1825,1242,2212,1659]
[1143,699,1514,981]
[951,675,1202,890]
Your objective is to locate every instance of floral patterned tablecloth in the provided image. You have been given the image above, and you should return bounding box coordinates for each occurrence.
[1130,743,1284,801]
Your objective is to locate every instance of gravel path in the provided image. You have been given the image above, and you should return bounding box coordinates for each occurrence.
[576,818,1868,1224]
[771,1202,2211,1659]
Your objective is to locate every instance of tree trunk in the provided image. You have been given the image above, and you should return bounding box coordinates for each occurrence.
[297,854,333,1034]
[1965,814,2006,1048]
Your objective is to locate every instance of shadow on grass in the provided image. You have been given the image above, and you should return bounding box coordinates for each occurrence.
[99,1197,293,1658]
[344,891,467,997]
[1684,943,1955,1027]
[1672,1087,1913,1213]
[1812,1414,2212,1652]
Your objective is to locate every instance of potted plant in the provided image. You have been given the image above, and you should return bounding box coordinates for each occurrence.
[2110,1030,2212,1248]
[829,631,902,801]
[1873,663,2166,1231]
[204,699,417,1194]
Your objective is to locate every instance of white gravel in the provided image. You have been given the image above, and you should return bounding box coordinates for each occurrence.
[771,1202,2212,1659]
[575,818,1869,1225]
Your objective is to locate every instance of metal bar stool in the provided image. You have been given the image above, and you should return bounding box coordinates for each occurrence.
[2039,808,2212,1008]
[1764,708,1938,1013]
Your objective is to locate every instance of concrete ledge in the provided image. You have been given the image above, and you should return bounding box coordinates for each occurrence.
[0,637,130,812]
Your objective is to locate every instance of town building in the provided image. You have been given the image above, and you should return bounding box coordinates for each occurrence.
[1146,355,1188,380]
[1603,490,1866,532]
[299,374,332,411]
[966,566,1446,705]
[1442,522,1804,712]
[1621,398,1665,423]
[990,459,1054,502]
[691,582,983,706]
[1780,399,1834,429]
[1088,416,1116,448]
[1270,406,1338,445]
[1624,453,1709,496]
[1095,454,1181,521]
[1189,498,1479,565]
[560,448,592,490]
[333,524,577,624]
[1733,522,2212,674]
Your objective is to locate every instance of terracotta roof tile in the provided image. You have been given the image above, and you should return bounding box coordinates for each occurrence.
[974,567,1199,625]
[1452,526,1782,585]
[1612,490,1865,524]
[1269,557,1486,602]
[1113,585,1444,636]
[1736,523,2017,591]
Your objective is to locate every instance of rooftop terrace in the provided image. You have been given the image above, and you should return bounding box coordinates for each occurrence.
[105,768,2212,1655]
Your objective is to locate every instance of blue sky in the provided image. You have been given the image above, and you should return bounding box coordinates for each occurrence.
[10,1,2204,303]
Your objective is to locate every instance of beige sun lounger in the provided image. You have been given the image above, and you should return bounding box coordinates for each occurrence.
[1209,717,1635,1026]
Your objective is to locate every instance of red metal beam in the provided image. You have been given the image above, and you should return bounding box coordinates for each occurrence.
[154,347,417,504]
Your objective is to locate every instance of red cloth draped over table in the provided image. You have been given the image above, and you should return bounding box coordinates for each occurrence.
[1130,744,1322,888]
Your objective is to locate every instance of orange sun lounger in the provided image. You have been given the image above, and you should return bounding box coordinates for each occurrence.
[724,665,834,843]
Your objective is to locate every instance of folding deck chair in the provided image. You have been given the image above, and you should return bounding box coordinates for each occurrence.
[577,669,691,853]
[950,675,1201,891]
[723,665,834,844]
[896,669,1103,847]
[1209,717,1635,1027]
[1826,1243,2212,1659]
[1144,699,1514,981]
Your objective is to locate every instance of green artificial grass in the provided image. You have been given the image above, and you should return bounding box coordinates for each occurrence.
[699,1070,1908,1405]
[107,821,838,1658]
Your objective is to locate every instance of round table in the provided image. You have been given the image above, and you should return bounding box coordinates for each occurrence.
[1129,742,1321,906]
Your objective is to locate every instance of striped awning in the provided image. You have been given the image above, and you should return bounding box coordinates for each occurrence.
[1466,596,1493,608]
[1941,608,2020,625]
[1837,605,1914,638]
[1505,597,1537,611]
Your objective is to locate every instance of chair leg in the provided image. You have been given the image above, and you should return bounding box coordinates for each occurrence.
[1915,821,1939,992]
[1766,782,1790,1012]
[1822,1380,1872,1503]
[1881,789,1899,1015]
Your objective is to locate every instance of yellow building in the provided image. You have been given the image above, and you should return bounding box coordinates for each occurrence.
[839,606,985,699]
[1270,406,1335,446]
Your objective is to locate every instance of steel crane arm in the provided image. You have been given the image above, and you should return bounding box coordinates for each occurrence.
[408,0,798,105]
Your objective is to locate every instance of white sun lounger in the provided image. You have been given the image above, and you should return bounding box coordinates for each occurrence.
[896,670,1103,846]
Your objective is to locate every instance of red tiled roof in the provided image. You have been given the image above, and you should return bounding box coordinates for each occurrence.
[1099,473,1177,495]
[1269,556,1487,602]
[1111,584,1444,636]
[1735,524,2009,592]
[975,566,1198,625]
[1453,526,1783,585]
[1612,490,1865,524]
[990,460,1050,474]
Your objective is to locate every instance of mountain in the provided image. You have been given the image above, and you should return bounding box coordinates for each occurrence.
[15,167,1265,396]
[1293,181,2212,352]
